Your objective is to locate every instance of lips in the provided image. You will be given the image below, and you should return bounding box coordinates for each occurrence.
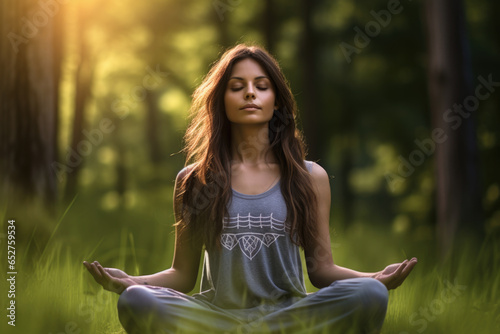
[240,104,261,110]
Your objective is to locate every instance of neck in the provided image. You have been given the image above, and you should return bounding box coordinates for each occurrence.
[230,123,276,164]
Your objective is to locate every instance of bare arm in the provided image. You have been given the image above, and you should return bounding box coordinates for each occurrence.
[127,221,202,293]
[304,162,417,290]
[84,167,203,294]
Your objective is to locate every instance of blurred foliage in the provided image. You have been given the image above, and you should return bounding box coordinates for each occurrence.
[1,0,498,268]
[50,0,500,239]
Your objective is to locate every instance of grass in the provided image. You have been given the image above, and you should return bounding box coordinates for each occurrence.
[1,197,499,334]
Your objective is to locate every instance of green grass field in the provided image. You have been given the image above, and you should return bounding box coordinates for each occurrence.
[1,194,499,334]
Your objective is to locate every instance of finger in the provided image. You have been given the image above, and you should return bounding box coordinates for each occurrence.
[84,261,98,272]
[96,263,112,280]
[83,261,97,277]
[96,264,117,289]
[84,261,98,275]
[402,259,418,276]
[385,261,409,287]
[97,263,120,286]
[83,261,98,276]
[92,262,103,274]
[96,264,126,292]
[402,258,417,272]
[392,260,418,288]
[89,262,104,281]
[393,261,407,277]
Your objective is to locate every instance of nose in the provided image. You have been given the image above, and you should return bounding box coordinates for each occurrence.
[245,85,256,100]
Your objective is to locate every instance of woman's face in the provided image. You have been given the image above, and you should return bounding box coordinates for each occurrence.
[224,58,277,126]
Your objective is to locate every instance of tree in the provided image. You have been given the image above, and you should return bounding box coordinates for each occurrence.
[424,0,482,258]
[0,0,61,211]
[262,0,277,54]
[299,0,321,160]
[64,8,94,202]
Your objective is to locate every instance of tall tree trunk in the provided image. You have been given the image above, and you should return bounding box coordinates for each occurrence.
[64,10,93,202]
[424,0,481,259]
[0,0,60,211]
[213,0,231,49]
[300,0,320,160]
[262,0,276,54]
[52,8,64,175]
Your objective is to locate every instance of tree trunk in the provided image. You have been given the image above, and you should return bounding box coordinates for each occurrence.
[213,0,231,49]
[424,0,481,259]
[64,10,93,202]
[0,0,60,211]
[262,0,276,54]
[300,0,320,160]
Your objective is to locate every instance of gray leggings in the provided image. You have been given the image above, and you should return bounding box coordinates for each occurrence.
[117,277,388,334]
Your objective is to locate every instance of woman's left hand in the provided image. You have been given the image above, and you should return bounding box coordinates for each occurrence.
[374,257,418,290]
[83,261,138,294]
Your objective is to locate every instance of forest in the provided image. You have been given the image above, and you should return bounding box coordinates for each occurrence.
[0,0,499,333]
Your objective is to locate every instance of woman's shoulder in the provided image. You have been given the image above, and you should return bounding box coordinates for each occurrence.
[305,160,329,182]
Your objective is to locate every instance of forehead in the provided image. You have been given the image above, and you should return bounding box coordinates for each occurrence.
[230,58,268,78]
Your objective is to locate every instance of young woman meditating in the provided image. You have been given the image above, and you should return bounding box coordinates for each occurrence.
[84,44,417,334]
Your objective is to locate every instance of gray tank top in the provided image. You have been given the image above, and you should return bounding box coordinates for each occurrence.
[193,161,313,316]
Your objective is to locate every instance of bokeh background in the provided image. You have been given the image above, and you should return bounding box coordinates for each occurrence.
[1,0,499,333]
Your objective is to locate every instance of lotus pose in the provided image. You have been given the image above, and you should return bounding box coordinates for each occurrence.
[84,44,417,334]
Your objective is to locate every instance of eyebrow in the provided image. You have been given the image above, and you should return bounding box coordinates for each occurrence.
[229,76,269,81]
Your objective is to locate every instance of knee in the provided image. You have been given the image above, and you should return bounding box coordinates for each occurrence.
[118,285,161,333]
[358,278,388,312]
[118,285,157,316]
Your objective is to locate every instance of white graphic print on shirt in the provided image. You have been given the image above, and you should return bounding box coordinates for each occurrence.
[221,213,289,260]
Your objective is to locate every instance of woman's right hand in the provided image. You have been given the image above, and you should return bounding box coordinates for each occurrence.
[373,257,418,290]
[83,261,138,294]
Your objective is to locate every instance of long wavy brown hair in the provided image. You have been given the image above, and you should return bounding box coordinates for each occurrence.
[175,44,318,250]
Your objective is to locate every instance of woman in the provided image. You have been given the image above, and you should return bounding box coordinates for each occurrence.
[84,44,417,334]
